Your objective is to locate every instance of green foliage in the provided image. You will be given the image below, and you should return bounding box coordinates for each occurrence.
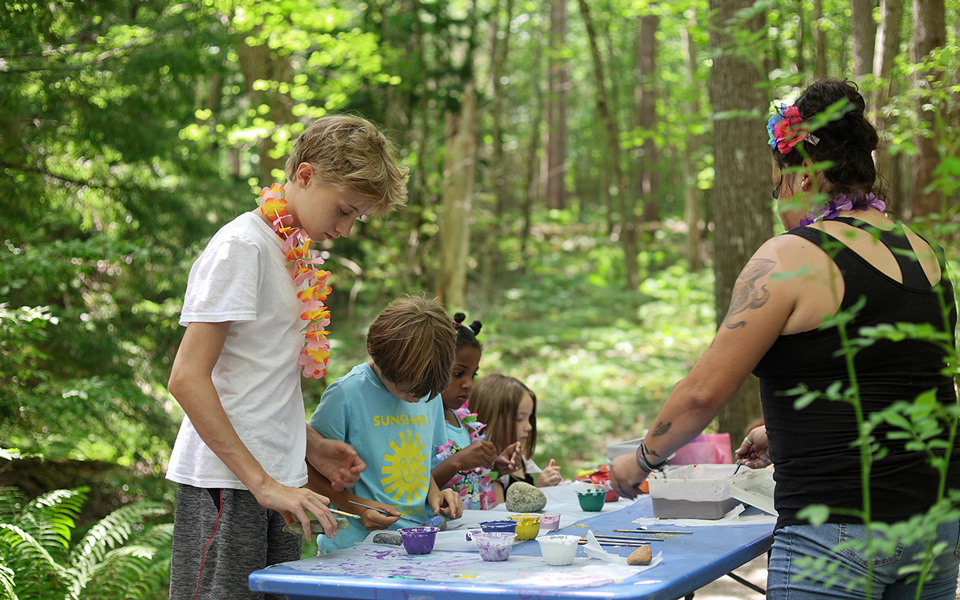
[0,486,171,600]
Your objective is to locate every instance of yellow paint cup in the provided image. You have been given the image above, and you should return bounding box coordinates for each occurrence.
[507,513,541,540]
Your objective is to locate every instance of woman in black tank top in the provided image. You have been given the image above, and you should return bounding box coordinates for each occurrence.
[609,80,959,600]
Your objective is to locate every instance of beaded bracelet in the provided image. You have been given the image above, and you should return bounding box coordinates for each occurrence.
[635,441,665,474]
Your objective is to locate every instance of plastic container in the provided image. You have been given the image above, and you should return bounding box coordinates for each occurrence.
[606,437,644,462]
[577,489,606,511]
[479,520,517,534]
[537,535,580,566]
[507,514,541,540]
[398,526,439,555]
[647,464,739,520]
[539,513,560,531]
[474,532,516,562]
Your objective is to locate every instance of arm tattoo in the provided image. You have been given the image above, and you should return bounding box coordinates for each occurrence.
[724,258,775,329]
[650,421,671,442]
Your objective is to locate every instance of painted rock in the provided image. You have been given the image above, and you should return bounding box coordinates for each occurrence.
[505,481,547,513]
[627,545,652,565]
[282,517,349,535]
[373,532,403,545]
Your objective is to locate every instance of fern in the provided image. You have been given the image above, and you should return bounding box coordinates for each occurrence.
[0,486,171,600]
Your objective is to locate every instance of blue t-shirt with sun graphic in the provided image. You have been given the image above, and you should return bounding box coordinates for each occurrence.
[308,361,447,551]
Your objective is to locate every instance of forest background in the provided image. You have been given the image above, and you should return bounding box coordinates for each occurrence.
[1,0,959,595]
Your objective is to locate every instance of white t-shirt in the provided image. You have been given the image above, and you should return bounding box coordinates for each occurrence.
[166,212,309,489]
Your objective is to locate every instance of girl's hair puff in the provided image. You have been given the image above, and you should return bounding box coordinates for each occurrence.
[452,312,483,353]
[469,374,537,460]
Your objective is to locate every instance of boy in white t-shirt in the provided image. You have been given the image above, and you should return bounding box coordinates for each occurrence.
[165,115,409,600]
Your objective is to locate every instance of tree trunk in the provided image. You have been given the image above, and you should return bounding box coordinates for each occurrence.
[439,87,477,309]
[578,0,638,290]
[795,0,806,74]
[544,0,568,209]
[873,0,903,210]
[911,0,946,219]
[635,14,660,226]
[483,0,515,300]
[813,0,828,78]
[851,0,877,79]
[236,33,293,183]
[520,25,544,263]
[709,0,771,441]
[682,20,702,272]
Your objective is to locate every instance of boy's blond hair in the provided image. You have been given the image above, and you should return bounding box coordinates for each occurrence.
[285,115,409,217]
[469,374,538,460]
[367,295,456,399]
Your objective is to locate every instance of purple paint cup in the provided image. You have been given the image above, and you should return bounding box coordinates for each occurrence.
[398,526,439,555]
[474,531,516,562]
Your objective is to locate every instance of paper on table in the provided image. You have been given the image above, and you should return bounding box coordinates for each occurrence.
[579,530,662,572]
[632,504,777,528]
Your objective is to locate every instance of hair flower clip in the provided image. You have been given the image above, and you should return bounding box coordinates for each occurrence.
[768,104,820,154]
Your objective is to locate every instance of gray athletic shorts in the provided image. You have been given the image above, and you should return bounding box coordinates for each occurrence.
[169,484,301,600]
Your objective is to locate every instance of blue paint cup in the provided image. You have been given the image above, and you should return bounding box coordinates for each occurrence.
[478,520,518,534]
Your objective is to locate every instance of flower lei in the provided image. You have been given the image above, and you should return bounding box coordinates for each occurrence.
[258,183,332,379]
[768,104,820,154]
[796,191,887,228]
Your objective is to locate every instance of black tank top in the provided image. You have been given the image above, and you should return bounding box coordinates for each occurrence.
[753,218,959,528]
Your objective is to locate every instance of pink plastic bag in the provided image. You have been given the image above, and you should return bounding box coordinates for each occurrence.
[671,433,732,465]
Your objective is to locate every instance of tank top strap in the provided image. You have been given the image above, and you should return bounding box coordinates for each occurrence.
[833,217,930,288]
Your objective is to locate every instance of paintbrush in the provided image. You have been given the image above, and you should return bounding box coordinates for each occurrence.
[330,508,362,520]
[347,500,441,527]
[613,529,692,534]
[578,539,652,547]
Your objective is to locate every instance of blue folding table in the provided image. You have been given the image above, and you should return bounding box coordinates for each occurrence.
[249,495,773,600]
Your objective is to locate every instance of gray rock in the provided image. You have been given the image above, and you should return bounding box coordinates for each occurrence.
[373,532,402,545]
[505,481,547,513]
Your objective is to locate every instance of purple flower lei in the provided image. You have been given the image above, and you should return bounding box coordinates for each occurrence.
[796,192,886,228]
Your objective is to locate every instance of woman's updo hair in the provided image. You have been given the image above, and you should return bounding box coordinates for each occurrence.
[453,312,483,352]
[774,79,880,195]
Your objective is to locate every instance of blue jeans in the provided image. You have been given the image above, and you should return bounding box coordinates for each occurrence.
[767,521,960,600]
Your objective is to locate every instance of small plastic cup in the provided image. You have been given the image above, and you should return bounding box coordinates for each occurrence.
[577,489,606,512]
[507,513,541,540]
[479,520,517,534]
[537,535,580,566]
[474,531,516,562]
[539,513,561,531]
[398,526,439,555]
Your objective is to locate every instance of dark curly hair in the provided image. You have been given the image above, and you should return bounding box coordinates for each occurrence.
[452,312,483,353]
[773,79,880,197]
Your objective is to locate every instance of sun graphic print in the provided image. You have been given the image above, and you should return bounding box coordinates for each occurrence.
[381,430,430,504]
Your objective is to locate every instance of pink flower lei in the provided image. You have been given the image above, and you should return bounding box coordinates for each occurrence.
[258,183,332,379]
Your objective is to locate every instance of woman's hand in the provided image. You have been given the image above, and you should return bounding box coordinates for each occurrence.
[735,426,771,469]
[536,459,562,487]
[430,488,463,520]
[493,442,521,474]
[456,439,497,471]
[609,452,649,500]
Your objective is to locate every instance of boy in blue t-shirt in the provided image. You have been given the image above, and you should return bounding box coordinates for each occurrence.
[308,295,464,550]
